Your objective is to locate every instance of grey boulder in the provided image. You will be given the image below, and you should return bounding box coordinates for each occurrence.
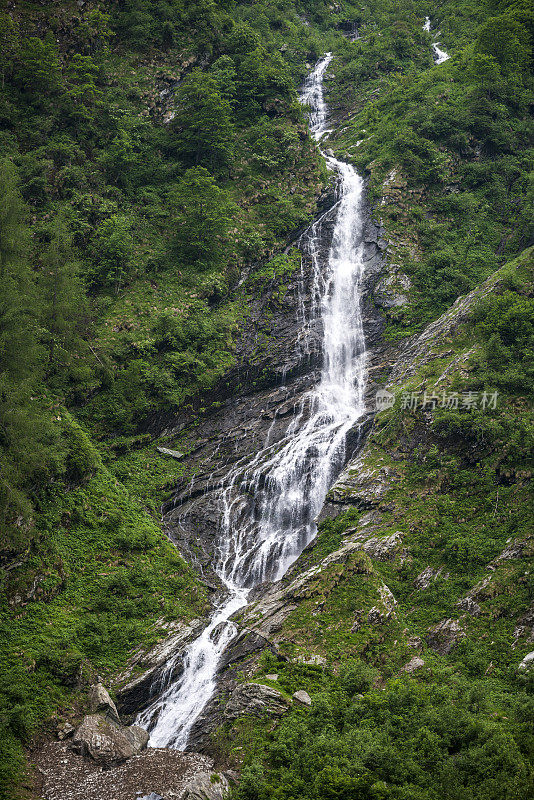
[519,651,534,671]
[426,618,465,656]
[181,772,229,800]
[400,656,425,674]
[72,713,149,767]
[224,683,288,720]
[293,690,312,706]
[89,682,120,724]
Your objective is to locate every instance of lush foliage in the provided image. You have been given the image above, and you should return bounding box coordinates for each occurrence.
[230,664,533,800]
[0,0,342,794]
[0,0,532,796]
[332,0,533,333]
[225,249,534,800]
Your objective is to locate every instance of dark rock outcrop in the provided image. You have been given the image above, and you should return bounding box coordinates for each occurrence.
[115,619,206,716]
[425,619,465,656]
[147,186,389,585]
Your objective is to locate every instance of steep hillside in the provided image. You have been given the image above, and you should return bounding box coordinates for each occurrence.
[201,247,534,800]
[0,0,342,793]
[0,0,532,798]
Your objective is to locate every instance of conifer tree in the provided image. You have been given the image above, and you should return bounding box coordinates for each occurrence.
[170,167,235,271]
[37,214,90,394]
[0,160,59,547]
[172,70,235,173]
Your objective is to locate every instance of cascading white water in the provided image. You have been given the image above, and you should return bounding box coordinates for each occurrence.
[424,16,450,64]
[137,53,367,749]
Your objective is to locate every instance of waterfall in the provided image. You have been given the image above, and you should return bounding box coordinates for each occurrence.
[424,16,450,64]
[136,53,368,750]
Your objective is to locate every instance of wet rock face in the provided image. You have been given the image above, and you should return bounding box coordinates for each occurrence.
[129,190,398,750]
[152,188,390,585]
[115,620,206,717]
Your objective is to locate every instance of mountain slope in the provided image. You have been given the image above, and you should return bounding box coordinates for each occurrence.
[0,0,532,798]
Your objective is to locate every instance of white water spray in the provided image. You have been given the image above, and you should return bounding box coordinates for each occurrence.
[137,53,367,749]
[424,16,450,64]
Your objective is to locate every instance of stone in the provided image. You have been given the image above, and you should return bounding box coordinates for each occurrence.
[89,682,120,724]
[518,651,534,671]
[72,714,149,767]
[327,455,395,507]
[351,611,363,632]
[367,606,386,625]
[414,566,443,590]
[466,576,494,601]
[293,690,312,706]
[139,794,165,800]
[224,683,288,720]
[400,656,425,674]
[181,772,229,800]
[491,537,531,565]
[57,722,75,740]
[373,271,411,309]
[406,637,422,652]
[156,446,185,459]
[512,605,534,646]
[425,619,465,656]
[361,531,404,561]
[265,674,279,681]
[456,597,481,617]
[295,654,326,667]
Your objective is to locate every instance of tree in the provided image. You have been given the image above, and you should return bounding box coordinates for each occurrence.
[467,53,502,99]
[77,8,113,55]
[0,159,37,380]
[171,70,234,173]
[100,128,139,190]
[0,12,18,89]
[476,14,531,76]
[37,214,90,392]
[90,215,133,293]
[170,167,235,271]
[210,55,237,102]
[64,54,103,124]
[15,34,62,95]
[0,160,60,545]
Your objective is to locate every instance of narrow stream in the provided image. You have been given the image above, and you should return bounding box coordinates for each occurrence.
[137,53,368,750]
[424,16,450,64]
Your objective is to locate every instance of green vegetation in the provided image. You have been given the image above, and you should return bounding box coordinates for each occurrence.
[0,428,208,794]
[228,662,533,800]
[223,251,534,800]
[0,0,532,797]
[331,0,533,335]
[0,1,346,793]
[0,0,335,543]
